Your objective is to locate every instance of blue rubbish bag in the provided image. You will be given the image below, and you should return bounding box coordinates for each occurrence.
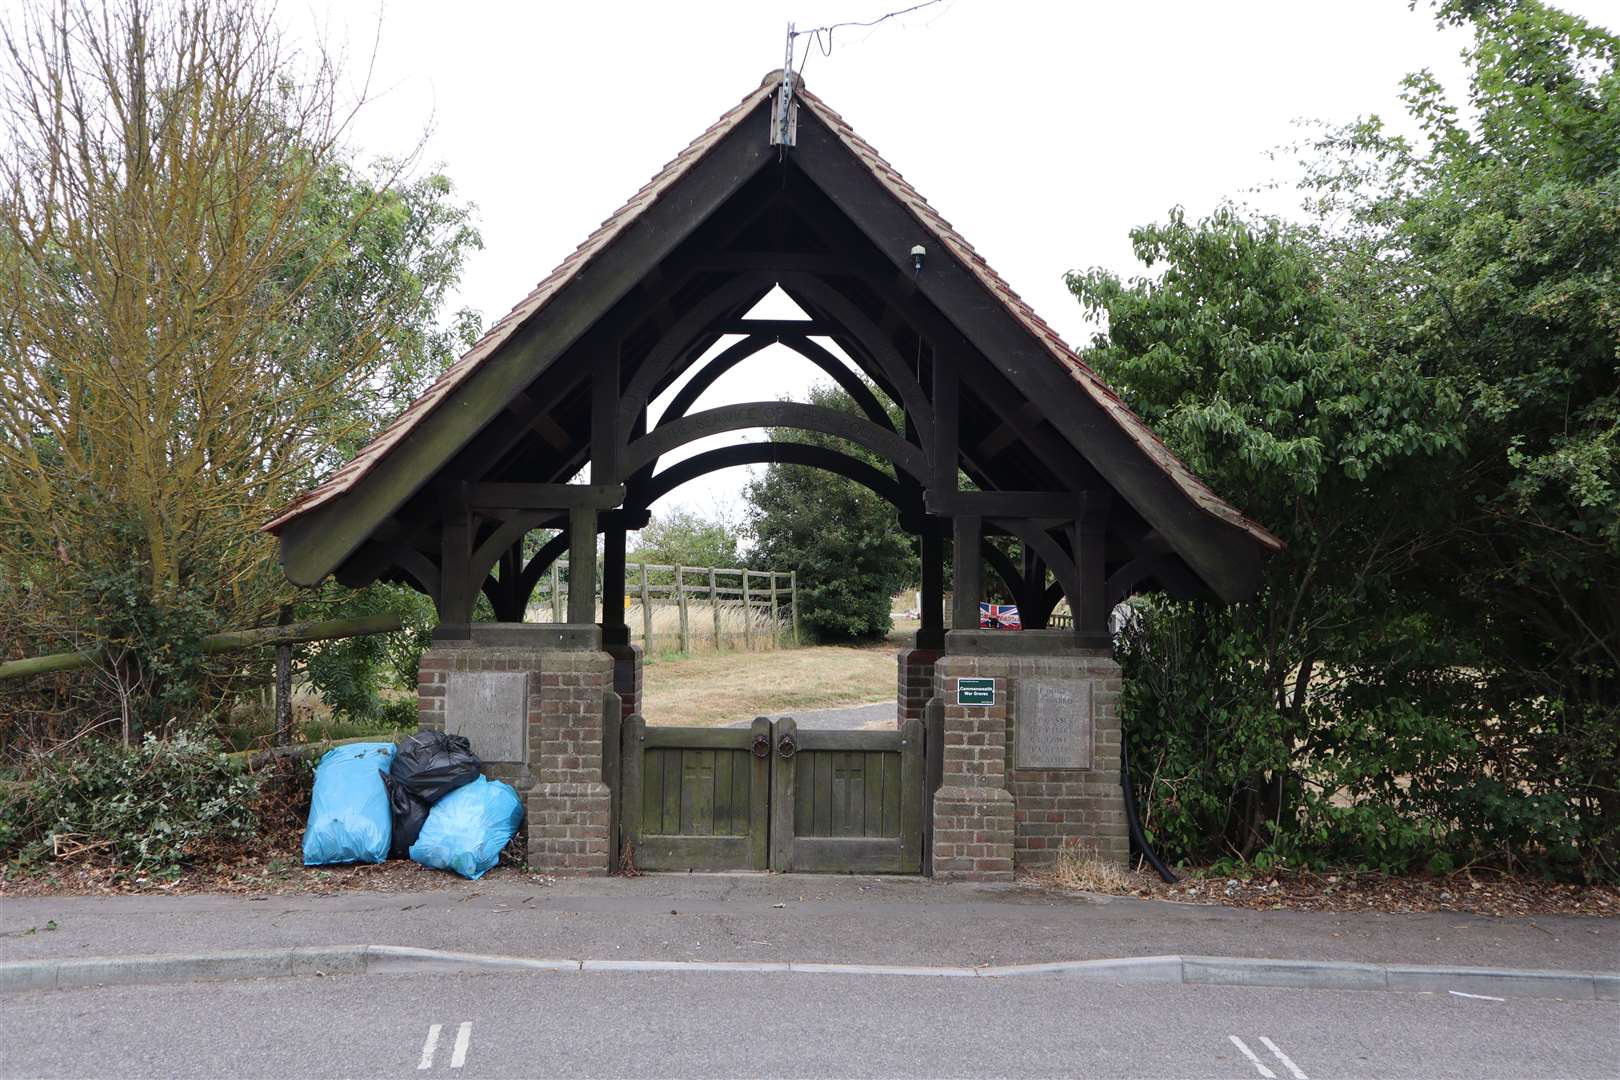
[302,742,397,865]
[408,776,523,880]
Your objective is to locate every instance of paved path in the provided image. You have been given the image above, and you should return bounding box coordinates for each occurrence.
[725,701,894,729]
[4,874,1615,974]
[4,967,1616,1078]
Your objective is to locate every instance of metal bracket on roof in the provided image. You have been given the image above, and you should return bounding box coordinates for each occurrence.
[771,23,798,147]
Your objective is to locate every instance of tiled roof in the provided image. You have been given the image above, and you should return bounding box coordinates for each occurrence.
[266,74,1280,553]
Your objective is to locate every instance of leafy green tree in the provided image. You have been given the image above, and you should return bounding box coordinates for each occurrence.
[745,381,915,643]
[1297,0,1618,877]
[1069,208,1459,862]
[631,509,744,569]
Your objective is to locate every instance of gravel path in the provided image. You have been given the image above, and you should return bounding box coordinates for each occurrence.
[725,700,895,729]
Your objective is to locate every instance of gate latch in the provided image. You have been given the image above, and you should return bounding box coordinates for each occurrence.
[751,732,771,759]
[776,732,797,759]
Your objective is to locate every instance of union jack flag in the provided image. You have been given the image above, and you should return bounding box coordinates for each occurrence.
[979,603,1022,630]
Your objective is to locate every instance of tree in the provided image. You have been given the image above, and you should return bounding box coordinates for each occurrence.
[745,381,915,643]
[0,0,480,735]
[630,508,744,569]
[1072,0,1619,879]
[1069,208,1459,863]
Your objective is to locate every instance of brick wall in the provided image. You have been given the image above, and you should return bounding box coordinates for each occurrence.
[930,659,1015,882]
[418,633,615,877]
[928,645,1128,879]
[896,647,940,726]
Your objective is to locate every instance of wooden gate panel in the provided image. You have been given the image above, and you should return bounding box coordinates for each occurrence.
[770,717,925,873]
[620,716,769,871]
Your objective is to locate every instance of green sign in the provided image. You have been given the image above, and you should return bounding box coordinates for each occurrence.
[957,677,995,706]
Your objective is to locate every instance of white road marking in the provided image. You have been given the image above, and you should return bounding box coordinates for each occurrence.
[1449,990,1506,1002]
[417,1024,442,1070]
[1229,1035,1277,1079]
[450,1021,473,1069]
[1260,1037,1309,1080]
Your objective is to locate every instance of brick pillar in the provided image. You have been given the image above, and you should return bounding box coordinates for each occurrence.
[529,646,614,876]
[931,656,1015,882]
[926,630,1129,877]
[416,624,615,877]
[896,646,941,726]
[605,641,643,722]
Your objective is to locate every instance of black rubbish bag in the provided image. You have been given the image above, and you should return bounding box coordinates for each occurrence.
[391,730,483,806]
[380,772,429,861]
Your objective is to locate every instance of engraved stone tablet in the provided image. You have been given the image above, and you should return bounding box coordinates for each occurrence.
[444,671,528,762]
[1015,678,1093,770]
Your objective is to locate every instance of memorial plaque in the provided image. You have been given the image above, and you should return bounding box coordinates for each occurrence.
[444,671,528,762]
[1015,678,1093,770]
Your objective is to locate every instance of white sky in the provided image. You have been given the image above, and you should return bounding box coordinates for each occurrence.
[297,0,1614,522]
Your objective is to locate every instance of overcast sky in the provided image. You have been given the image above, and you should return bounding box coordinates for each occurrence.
[296,0,1613,525]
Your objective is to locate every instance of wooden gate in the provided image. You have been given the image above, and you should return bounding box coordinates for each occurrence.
[618,715,925,874]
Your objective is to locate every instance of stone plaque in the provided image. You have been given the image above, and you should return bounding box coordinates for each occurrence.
[1015,678,1093,770]
[444,671,528,763]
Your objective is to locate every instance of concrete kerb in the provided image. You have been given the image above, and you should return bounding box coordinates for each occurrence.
[1,947,1614,1001]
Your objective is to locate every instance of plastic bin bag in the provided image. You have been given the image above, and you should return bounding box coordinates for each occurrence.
[408,775,523,880]
[390,730,482,805]
[380,772,429,861]
[301,742,396,866]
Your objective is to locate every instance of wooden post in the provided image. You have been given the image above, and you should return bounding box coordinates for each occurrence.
[768,572,779,649]
[567,507,598,625]
[676,565,690,653]
[920,523,945,648]
[742,569,753,650]
[710,567,722,651]
[639,561,653,649]
[952,514,983,631]
[273,603,293,746]
[550,561,563,623]
[602,522,627,633]
[790,570,800,646]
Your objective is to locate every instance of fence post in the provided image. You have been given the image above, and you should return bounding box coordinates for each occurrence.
[742,569,753,651]
[790,570,800,646]
[639,561,653,649]
[550,562,562,623]
[768,572,780,649]
[710,567,722,651]
[273,603,293,746]
[676,565,690,653]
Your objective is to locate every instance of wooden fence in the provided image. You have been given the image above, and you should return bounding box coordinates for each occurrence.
[534,561,799,653]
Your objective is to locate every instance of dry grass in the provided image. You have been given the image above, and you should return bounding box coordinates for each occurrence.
[1050,839,1138,894]
[640,641,898,727]
[527,601,790,655]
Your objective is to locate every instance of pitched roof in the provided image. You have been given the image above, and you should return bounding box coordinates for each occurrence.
[265,73,1280,554]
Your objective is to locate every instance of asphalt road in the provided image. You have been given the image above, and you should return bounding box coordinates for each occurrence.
[4,970,1615,1079]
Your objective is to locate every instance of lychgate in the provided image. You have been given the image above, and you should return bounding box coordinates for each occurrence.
[265,71,1279,879]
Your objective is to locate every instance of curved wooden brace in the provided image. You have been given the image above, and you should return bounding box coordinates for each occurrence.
[1002,520,1086,616]
[623,401,930,482]
[659,335,774,424]
[636,441,902,509]
[1105,552,1204,608]
[776,273,933,449]
[514,524,570,607]
[657,333,896,435]
[617,274,776,431]
[980,542,1032,613]
[467,512,554,599]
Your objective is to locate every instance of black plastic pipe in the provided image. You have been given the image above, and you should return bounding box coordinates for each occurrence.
[1120,731,1178,884]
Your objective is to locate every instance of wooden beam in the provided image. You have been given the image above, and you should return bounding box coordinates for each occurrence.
[567,506,598,625]
[721,318,829,336]
[925,490,1079,517]
[460,483,626,512]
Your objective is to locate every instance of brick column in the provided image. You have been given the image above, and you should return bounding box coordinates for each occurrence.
[926,630,1129,878]
[605,641,643,722]
[529,647,614,876]
[896,646,940,726]
[417,624,615,877]
[930,656,1015,882]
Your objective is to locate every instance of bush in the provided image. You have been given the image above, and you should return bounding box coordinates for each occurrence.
[0,731,260,875]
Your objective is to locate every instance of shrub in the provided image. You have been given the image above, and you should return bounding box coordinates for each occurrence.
[0,731,260,875]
